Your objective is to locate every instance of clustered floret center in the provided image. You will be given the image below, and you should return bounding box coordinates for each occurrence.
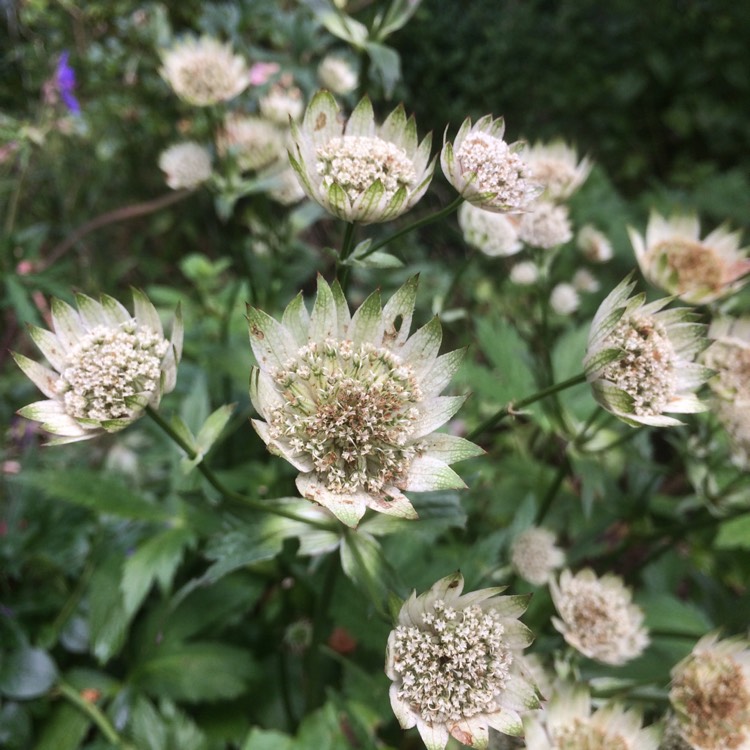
[531,158,578,197]
[655,239,723,291]
[558,578,639,658]
[456,133,531,207]
[390,600,513,724]
[554,719,630,750]
[175,56,237,102]
[706,341,750,399]
[600,314,676,416]
[268,339,422,494]
[57,323,169,421]
[671,653,750,749]
[316,135,416,205]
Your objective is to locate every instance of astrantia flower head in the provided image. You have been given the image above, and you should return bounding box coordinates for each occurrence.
[458,202,522,257]
[385,571,539,750]
[629,212,750,304]
[159,36,250,106]
[288,91,434,224]
[518,200,573,249]
[441,115,541,213]
[216,114,285,172]
[583,276,710,427]
[549,283,580,316]
[578,224,614,263]
[524,683,659,750]
[550,568,649,665]
[510,527,565,586]
[317,55,358,95]
[259,83,304,125]
[669,632,750,750]
[509,261,539,286]
[158,141,213,190]
[248,276,481,527]
[14,290,182,445]
[703,317,750,402]
[524,140,591,202]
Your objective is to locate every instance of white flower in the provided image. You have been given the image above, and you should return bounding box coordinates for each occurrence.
[385,571,539,750]
[248,276,482,527]
[583,276,710,427]
[703,317,750,402]
[441,115,540,213]
[259,83,304,125]
[549,283,580,316]
[668,632,750,750]
[159,36,250,106]
[216,114,285,172]
[572,268,600,294]
[550,568,649,665]
[577,224,614,263]
[629,211,750,304]
[317,55,358,95]
[158,141,213,190]
[509,261,539,286]
[714,400,750,469]
[518,200,573,249]
[524,140,592,201]
[288,91,434,224]
[458,202,522,257]
[510,527,564,585]
[14,290,182,445]
[524,683,659,750]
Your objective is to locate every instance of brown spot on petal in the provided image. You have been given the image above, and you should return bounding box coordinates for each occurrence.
[450,725,474,745]
[315,113,327,131]
[250,324,264,340]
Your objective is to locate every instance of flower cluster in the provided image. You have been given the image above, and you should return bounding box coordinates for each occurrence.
[159,36,250,106]
[550,568,649,665]
[385,572,539,750]
[630,212,750,304]
[668,633,750,750]
[524,684,658,750]
[248,276,481,527]
[509,527,565,586]
[289,92,434,224]
[457,202,522,257]
[14,291,182,444]
[584,276,710,426]
[441,115,539,213]
[158,141,213,189]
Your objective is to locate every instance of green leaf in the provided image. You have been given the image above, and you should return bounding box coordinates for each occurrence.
[121,527,197,617]
[241,728,293,750]
[11,470,172,523]
[317,11,368,47]
[88,554,131,664]
[364,41,401,97]
[34,703,90,750]
[339,532,399,613]
[130,642,256,702]
[641,593,712,636]
[348,250,403,268]
[715,514,750,549]
[182,404,236,474]
[0,702,31,750]
[201,519,296,584]
[0,646,57,699]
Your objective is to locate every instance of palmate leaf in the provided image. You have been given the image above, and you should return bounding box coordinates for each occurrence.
[129,641,257,703]
[121,527,197,617]
[12,470,173,523]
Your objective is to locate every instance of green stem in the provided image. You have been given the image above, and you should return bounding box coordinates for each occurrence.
[359,195,465,260]
[336,221,358,293]
[534,408,601,525]
[58,683,135,749]
[4,146,31,236]
[145,406,335,531]
[466,372,589,441]
[305,552,339,711]
[441,247,475,311]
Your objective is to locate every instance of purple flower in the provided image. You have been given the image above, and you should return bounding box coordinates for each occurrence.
[56,51,80,114]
